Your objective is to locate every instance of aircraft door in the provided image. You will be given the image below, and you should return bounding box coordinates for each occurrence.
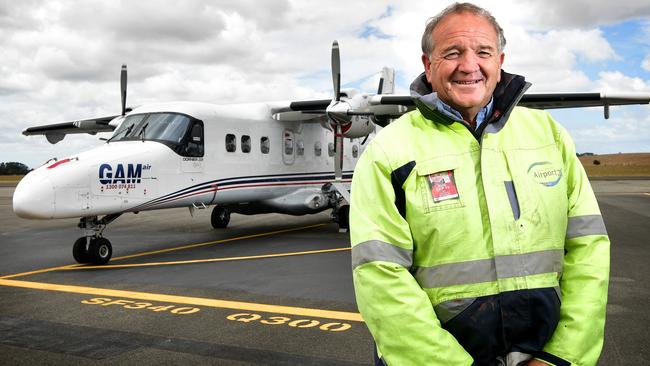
[282,130,295,165]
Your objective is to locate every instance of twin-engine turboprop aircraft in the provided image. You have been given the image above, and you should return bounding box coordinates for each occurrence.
[13,41,650,265]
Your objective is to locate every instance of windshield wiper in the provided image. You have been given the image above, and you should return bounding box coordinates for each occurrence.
[107,123,134,143]
[139,123,148,142]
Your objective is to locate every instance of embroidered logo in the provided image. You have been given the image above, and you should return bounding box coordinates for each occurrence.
[527,162,562,187]
[427,170,459,202]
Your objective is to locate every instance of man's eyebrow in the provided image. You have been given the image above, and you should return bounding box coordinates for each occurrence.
[478,44,497,52]
[440,45,462,54]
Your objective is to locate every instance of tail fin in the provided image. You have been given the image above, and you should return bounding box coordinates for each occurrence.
[377,67,395,94]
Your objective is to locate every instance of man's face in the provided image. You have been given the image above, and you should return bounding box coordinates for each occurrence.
[423,12,504,120]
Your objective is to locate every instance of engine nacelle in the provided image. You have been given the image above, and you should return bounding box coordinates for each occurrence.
[337,116,375,138]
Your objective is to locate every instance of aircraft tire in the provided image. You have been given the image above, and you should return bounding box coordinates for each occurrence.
[211,207,230,229]
[337,205,350,230]
[88,237,112,265]
[73,237,90,264]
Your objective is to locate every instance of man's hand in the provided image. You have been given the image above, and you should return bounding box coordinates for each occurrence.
[527,360,550,366]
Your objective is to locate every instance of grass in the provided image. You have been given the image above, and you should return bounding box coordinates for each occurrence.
[0,175,24,183]
[579,153,650,177]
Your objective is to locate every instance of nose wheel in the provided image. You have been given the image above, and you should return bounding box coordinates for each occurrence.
[72,237,113,265]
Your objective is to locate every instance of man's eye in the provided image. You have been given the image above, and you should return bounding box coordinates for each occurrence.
[444,52,459,60]
[478,51,492,58]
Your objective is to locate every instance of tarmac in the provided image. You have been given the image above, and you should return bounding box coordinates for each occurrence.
[0,179,648,365]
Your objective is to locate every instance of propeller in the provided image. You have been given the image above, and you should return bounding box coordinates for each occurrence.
[120,64,127,116]
[331,41,341,102]
[327,41,345,183]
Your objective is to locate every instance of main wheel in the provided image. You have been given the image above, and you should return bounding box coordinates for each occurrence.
[88,237,112,265]
[211,207,230,229]
[73,237,90,264]
[337,205,350,230]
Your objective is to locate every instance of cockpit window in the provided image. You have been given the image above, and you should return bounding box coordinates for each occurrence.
[108,112,203,157]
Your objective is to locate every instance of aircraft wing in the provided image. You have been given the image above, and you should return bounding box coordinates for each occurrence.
[369,92,650,119]
[22,115,119,144]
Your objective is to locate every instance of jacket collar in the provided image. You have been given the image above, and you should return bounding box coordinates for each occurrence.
[409,70,530,127]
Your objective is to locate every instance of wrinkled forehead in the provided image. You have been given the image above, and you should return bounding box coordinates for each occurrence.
[432,12,499,50]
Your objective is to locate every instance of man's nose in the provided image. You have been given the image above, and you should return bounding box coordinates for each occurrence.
[457,52,480,74]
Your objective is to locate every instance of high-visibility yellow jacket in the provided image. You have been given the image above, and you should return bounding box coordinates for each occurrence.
[350,71,610,366]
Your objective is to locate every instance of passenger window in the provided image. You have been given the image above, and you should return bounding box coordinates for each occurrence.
[328,142,335,157]
[314,141,322,157]
[261,136,270,154]
[352,144,359,158]
[226,134,236,152]
[284,135,294,155]
[241,135,251,153]
[297,140,304,156]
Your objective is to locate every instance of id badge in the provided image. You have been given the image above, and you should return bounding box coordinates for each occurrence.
[427,170,459,202]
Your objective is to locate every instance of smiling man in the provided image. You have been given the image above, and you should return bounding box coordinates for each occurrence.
[350,2,610,366]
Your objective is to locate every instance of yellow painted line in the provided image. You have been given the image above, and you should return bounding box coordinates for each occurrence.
[64,247,351,270]
[0,223,326,279]
[0,279,364,322]
[110,223,327,262]
[0,264,83,280]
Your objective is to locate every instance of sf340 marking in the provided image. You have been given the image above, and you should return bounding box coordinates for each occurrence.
[226,313,352,332]
[82,297,200,315]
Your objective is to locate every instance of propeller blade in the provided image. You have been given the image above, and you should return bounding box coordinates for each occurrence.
[334,124,343,181]
[120,64,127,116]
[331,41,341,102]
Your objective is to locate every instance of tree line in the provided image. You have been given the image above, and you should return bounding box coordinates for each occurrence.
[0,162,30,175]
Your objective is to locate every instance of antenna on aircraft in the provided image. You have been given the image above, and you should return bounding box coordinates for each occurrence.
[120,64,127,116]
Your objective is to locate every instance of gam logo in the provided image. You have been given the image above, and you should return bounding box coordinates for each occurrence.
[99,163,150,185]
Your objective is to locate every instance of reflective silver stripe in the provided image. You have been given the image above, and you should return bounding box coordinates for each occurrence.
[351,240,413,270]
[434,297,476,324]
[414,249,563,288]
[504,181,520,220]
[566,214,607,239]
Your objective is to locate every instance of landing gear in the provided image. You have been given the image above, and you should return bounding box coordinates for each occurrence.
[211,206,230,228]
[73,214,121,265]
[322,183,350,232]
[73,237,90,263]
[336,205,350,230]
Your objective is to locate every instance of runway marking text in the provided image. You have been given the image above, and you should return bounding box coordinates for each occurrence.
[82,297,200,315]
[226,313,352,332]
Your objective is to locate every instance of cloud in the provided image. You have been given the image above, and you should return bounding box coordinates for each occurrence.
[643,55,650,71]
[1,0,649,168]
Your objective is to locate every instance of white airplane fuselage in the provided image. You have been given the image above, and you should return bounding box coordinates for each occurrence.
[13,101,363,220]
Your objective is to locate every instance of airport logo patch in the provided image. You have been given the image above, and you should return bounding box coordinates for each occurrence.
[527,161,562,187]
[427,170,459,202]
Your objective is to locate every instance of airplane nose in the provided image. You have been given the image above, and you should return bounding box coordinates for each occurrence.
[13,173,55,219]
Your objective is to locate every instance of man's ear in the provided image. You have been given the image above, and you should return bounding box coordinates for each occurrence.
[497,52,505,82]
[422,53,432,82]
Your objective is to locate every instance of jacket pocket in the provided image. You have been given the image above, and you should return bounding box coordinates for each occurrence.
[416,156,464,213]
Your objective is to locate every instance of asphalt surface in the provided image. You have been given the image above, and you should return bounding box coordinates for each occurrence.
[0,180,648,365]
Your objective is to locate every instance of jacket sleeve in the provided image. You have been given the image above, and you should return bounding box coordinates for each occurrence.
[350,141,473,366]
[539,122,610,366]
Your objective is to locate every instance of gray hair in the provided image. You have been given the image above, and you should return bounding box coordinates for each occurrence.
[421,2,506,56]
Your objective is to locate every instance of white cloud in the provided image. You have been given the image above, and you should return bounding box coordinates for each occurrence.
[0,0,649,168]
[597,71,650,92]
[643,55,650,71]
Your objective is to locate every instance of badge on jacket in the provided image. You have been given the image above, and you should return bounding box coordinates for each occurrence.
[427,170,459,202]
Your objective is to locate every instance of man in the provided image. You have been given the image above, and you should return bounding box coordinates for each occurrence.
[350,3,610,366]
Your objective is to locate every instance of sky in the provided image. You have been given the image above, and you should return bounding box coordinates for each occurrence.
[1,0,650,169]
